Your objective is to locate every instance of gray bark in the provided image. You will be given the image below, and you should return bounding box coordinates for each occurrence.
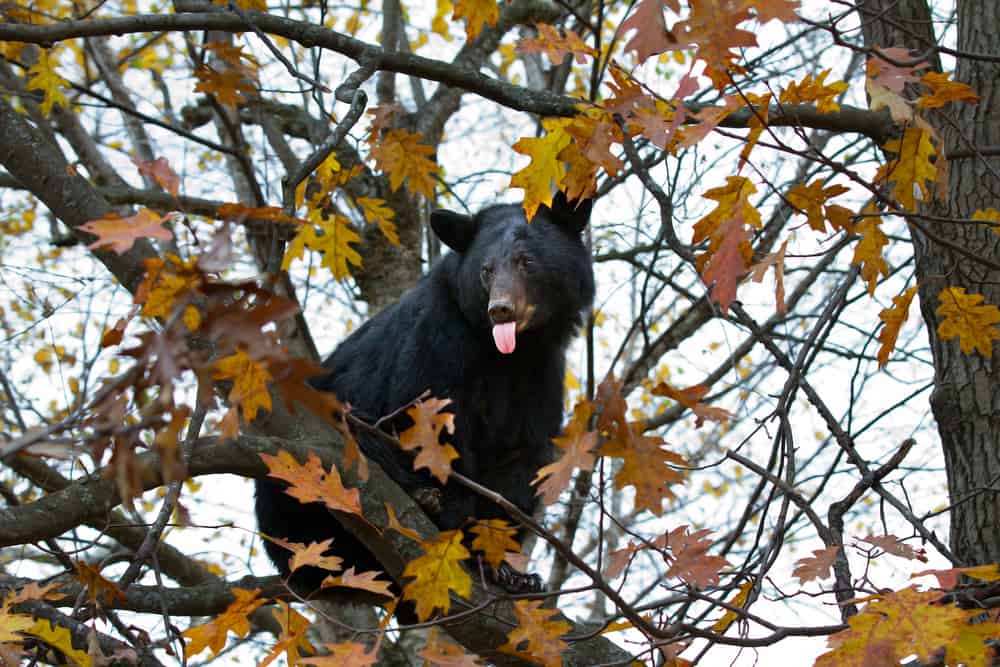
[861,0,1000,564]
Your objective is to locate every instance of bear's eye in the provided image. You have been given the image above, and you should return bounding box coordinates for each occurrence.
[515,255,533,270]
[480,264,493,283]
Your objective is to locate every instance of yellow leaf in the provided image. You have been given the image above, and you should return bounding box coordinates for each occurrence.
[779,68,848,113]
[469,519,520,569]
[851,211,889,295]
[880,127,938,211]
[917,71,980,109]
[431,0,455,39]
[710,580,753,633]
[509,118,573,219]
[25,620,92,666]
[452,0,498,42]
[356,196,399,245]
[972,208,1000,236]
[936,287,1000,357]
[402,530,471,620]
[876,285,918,367]
[282,211,362,281]
[212,348,272,421]
[499,600,571,667]
[785,180,850,233]
[27,50,69,115]
[135,255,201,319]
[0,606,33,643]
[182,588,266,658]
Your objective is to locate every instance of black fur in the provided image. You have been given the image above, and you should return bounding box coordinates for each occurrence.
[255,195,595,588]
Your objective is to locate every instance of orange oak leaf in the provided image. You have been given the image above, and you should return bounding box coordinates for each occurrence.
[135,255,202,318]
[80,208,177,255]
[815,586,1000,667]
[132,156,180,196]
[510,118,573,219]
[602,423,687,516]
[533,400,598,504]
[518,23,596,65]
[917,70,980,109]
[75,561,127,606]
[860,534,928,562]
[651,381,732,427]
[260,450,363,517]
[216,203,302,224]
[780,68,848,113]
[400,397,459,483]
[402,530,471,620]
[322,567,394,598]
[452,0,498,42]
[792,545,842,583]
[666,525,729,587]
[212,347,272,421]
[499,600,571,667]
[266,538,343,575]
[785,180,851,233]
[936,286,1000,357]
[259,601,314,667]
[368,127,442,199]
[182,588,266,657]
[300,642,377,666]
[193,65,255,106]
[851,212,890,295]
[877,285,919,367]
[469,519,520,569]
[419,627,484,666]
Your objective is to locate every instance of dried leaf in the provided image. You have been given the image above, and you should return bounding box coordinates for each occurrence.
[499,600,571,667]
[80,209,177,255]
[509,118,573,219]
[533,401,597,504]
[877,285,918,367]
[469,519,520,569]
[400,398,459,483]
[260,450,363,517]
[182,588,266,657]
[792,545,842,583]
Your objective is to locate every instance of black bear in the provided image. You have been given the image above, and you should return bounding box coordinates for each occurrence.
[255,193,594,591]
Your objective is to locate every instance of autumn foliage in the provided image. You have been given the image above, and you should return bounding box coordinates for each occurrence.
[1,0,1000,665]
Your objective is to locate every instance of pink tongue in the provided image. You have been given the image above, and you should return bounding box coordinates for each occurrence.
[492,321,517,354]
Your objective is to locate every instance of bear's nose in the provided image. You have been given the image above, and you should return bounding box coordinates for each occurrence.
[488,300,515,323]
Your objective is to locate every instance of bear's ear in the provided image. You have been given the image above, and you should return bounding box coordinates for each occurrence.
[539,191,592,235]
[431,209,479,252]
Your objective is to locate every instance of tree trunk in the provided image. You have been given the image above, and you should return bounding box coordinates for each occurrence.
[864,0,1000,564]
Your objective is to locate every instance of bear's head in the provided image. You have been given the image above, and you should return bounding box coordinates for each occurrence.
[430,193,595,354]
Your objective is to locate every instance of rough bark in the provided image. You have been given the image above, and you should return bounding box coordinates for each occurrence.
[862,0,1000,564]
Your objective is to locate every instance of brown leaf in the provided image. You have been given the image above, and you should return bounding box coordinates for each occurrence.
[666,526,729,587]
[792,545,842,583]
[322,567,394,598]
[260,451,363,517]
[400,398,458,483]
[861,535,928,562]
[533,401,597,505]
[80,208,176,255]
